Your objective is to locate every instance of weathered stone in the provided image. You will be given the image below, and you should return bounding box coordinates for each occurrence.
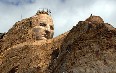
[50,16,116,73]
[86,15,104,24]
[0,11,54,53]
[0,13,116,73]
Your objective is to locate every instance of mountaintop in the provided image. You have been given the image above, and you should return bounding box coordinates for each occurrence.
[0,13,116,73]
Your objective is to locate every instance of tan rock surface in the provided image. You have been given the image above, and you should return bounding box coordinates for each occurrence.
[0,14,116,73]
[50,16,116,73]
[0,32,68,73]
[0,11,54,53]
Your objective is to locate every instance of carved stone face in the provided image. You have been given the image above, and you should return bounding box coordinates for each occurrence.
[32,14,54,40]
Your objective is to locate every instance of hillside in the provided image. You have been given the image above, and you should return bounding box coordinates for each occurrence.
[0,15,116,73]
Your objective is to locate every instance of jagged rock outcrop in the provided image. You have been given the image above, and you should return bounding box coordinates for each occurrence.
[49,16,116,73]
[0,15,116,73]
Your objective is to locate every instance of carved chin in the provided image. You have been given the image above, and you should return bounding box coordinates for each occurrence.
[49,33,54,39]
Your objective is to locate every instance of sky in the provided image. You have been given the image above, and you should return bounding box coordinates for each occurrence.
[0,0,116,37]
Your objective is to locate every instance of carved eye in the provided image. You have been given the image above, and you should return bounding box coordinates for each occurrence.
[40,23,46,27]
[50,26,54,30]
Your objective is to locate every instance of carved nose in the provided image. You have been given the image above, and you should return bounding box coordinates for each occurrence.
[46,25,50,32]
[45,28,50,33]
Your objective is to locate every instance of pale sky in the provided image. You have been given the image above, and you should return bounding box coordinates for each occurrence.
[0,0,116,37]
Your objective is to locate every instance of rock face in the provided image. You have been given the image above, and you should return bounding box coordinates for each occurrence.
[50,16,116,73]
[0,14,116,73]
[0,11,54,54]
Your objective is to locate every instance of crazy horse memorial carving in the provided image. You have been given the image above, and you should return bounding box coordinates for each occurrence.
[0,9,116,73]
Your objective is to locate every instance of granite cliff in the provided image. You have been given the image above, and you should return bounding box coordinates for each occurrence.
[0,13,116,73]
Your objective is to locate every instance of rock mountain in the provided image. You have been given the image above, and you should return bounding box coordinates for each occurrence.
[0,12,116,73]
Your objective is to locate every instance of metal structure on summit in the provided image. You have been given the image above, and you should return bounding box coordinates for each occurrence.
[36,8,51,15]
